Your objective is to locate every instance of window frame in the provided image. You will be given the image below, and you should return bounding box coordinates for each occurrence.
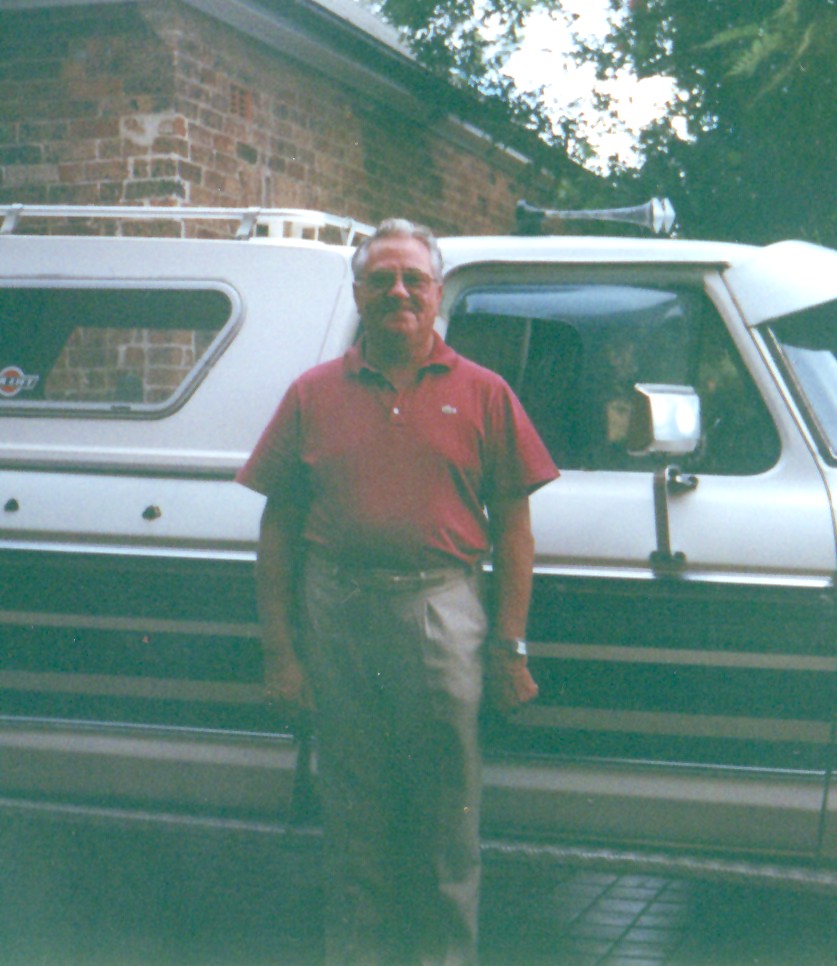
[763,303,837,467]
[441,262,782,476]
[0,278,242,420]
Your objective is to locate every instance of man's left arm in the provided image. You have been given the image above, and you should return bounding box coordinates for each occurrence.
[486,492,540,712]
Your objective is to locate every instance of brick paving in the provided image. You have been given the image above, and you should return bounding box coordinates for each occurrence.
[2,804,835,965]
[480,857,837,965]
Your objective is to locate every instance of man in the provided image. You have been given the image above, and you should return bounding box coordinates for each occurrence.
[237,219,558,965]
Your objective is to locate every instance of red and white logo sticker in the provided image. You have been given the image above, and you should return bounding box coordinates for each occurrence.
[0,365,40,398]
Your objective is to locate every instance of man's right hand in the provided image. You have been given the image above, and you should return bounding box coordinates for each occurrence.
[264,650,315,711]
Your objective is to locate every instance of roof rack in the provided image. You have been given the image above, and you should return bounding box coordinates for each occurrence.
[0,204,374,244]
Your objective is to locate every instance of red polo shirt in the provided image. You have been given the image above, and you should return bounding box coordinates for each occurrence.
[237,335,558,568]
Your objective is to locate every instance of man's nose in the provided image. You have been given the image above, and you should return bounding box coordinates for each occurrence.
[386,274,411,298]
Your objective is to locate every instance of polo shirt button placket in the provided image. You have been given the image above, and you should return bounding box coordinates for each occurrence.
[390,392,407,425]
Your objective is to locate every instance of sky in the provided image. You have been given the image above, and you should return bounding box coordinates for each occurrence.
[359,0,678,172]
[503,0,677,171]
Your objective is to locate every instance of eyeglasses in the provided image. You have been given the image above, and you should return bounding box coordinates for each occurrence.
[361,270,437,294]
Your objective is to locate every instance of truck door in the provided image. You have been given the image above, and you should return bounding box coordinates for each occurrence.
[443,259,836,859]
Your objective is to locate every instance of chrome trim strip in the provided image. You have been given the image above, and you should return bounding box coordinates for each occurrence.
[1,551,831,586]
[515,706,832,744]
[480,839,837,896]
[0,541,257,562]
[529,641,836,673]
[0,670,262,704]
[531,563,834,590]
[0,609,260,639]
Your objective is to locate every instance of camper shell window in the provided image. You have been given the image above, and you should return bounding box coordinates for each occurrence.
[0,283,238,416]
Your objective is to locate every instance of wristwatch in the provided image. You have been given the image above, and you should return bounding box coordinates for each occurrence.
[491,636,528,657]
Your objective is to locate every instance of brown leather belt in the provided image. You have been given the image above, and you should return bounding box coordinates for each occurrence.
[309,554,474,593]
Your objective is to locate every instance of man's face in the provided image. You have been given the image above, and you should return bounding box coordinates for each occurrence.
[354,235,442,355]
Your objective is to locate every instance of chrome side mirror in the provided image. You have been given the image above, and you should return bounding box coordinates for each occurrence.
[628,384,701,457]
[627,384,702,574]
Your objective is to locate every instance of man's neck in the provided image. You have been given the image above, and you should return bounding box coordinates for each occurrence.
[364,334,435,389]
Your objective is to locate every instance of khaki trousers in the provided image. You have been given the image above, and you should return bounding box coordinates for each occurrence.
[301,555,487,966]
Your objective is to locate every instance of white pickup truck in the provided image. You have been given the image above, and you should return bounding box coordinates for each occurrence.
[1,204,835,887]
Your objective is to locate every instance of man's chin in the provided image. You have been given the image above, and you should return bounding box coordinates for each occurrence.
[377,315,417,335]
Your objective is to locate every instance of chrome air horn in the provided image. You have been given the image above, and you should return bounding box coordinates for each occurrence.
[515,197,676,236]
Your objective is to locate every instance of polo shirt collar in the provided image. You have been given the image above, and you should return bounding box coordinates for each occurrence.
[345,332,458,379]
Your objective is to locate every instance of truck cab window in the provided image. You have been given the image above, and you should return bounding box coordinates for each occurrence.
[767,300,837,463]
[447,282,780,475]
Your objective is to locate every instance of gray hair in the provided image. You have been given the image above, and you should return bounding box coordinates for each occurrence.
[351,218,443,282]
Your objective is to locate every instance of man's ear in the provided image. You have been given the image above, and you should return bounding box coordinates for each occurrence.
[353,280,365,312]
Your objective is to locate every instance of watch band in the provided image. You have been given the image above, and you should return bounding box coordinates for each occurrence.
[491,636,528,657]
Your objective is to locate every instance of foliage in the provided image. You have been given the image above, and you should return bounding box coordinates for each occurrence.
[369,0,837,245]
[368,0,599,185]
[600,0,837,244]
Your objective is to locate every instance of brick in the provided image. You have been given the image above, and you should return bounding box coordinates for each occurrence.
[46,184,99,205]
[148,347,187,366]
[0,183,48,204]
[151,136,189,157]
[19,120,67,141]
[3,164,59,187]
[286,160,306,181]
[179,99,200,122]
[122,138,153,158]
[120,219,182,238]
[180,82,209,105]
[177,160,202,184]
[85,159,129,181]
[189,144,213,166]
[58,162,86,183]
[47,182,100,204]
[235,141,257,165]
[188,185,226,206]
[127,94,173,114]
[67,77,123,101]
[203,170,226,193]
[97,138,124,160]
[212,152,239,176]
[37,99,100,122]
[222,116,246,141]
[199,107,224,131]
[99,182,123,204]
[124,178,185,200]
[150,158,177,178]
[158,115,187,137]
[121,116,149,137]
[211,132,235,154]
[0,145,42,164]
[69,117,121,140]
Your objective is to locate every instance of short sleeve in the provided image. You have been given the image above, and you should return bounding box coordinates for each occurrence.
[235,381,307,501]
[485,382,559,499]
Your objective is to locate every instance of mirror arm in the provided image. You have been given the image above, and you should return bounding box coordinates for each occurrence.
[650,465,699,574]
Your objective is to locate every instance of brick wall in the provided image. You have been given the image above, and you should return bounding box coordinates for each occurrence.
[0,0,577,237]
[0,1,588,404]
[45,326,215,405]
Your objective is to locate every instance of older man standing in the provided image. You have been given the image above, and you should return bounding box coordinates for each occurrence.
[237,219,558,965]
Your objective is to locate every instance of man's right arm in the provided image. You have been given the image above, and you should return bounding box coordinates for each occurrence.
[256,496,311,708]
